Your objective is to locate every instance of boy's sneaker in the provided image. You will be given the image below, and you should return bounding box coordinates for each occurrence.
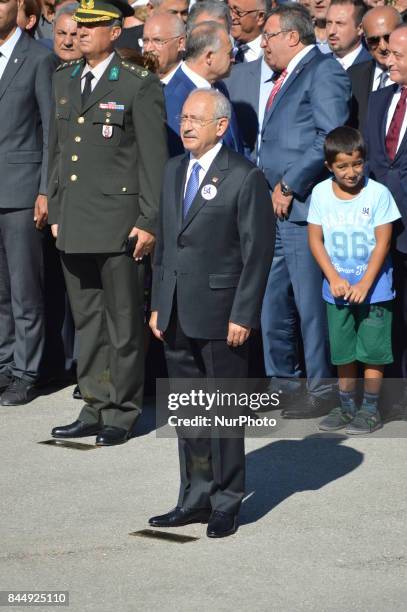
[318,406,353,431]
[345,409,382,435]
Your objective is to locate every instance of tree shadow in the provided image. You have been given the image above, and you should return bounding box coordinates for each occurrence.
[241,434,364,525]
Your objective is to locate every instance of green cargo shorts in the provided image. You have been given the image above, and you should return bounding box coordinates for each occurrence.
[326,301,393,366]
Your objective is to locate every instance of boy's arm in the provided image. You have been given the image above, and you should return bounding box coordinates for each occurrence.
[308,224,351,298]
[345,223,393,304]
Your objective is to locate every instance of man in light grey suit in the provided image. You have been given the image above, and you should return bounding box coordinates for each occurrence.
[0,0,58,405]
[223,54,273,160]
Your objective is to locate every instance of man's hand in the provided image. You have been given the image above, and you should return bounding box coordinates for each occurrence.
[128,227,156,261]
[272,182,293,220]
[227,322,251,347]
[344,281,370,304]
[34,195,48,230]
[51,224,58,238]
[149,310,163,341]
[329,274,351,298]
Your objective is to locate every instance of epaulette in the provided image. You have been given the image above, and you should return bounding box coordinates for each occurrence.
[120,61,149,79]
[56,59,83,72]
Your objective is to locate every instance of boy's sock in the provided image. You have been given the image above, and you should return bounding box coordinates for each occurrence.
[361,391,380,414]
[339,390,357,415]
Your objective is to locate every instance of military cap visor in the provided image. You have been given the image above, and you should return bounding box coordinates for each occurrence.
[73,0,134,23]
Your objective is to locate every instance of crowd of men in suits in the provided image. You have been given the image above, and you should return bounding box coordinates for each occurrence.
[1,0,407,535]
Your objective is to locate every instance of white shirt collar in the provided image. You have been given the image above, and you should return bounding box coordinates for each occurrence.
[190,141,222,171]
[334,44,362,70]
[286,45,315,77]
[181,61,211,89]
[161,62,182,85]
[81,52,115,84]
[0,27,22,59]
[246,34,263,60]
[261,56,274,83]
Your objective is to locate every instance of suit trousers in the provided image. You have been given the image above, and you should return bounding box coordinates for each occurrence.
[61,252,145,430]
[391,250,407,379]
[0,208,44,381]
[261,220,332,397]
[164,307,247,515]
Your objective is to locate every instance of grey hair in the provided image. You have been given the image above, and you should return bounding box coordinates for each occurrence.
[186,88,232,120]
[54,3,78,24]
[266,3,316,45]
[187,1,231,35]
[145,13,186,37]
[185,21,227,60]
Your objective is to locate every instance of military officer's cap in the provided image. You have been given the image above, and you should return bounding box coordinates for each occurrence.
[73,0,134,23]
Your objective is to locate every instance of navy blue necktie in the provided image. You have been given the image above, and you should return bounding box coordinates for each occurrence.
[183,161,201,218]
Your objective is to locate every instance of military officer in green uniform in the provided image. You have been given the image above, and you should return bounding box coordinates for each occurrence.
[48,0,168,446]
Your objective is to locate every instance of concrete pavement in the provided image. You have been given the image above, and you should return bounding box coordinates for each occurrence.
[1,384,406,612]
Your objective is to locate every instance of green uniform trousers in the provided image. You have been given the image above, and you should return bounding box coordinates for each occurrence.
[61,252,145,431]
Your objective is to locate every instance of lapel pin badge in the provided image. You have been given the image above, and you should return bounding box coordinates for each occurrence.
[14,58,18,63]
[212,177,219,183]
[201,184,217,200]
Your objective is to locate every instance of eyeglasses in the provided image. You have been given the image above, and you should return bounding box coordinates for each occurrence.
[261,30,291,43]
[366,33,392,47]
[141,36,180,48]
[228,5,260,19]
[177,115,226,128]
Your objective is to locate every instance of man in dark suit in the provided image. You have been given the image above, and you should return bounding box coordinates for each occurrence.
[365,24,407,394]
[164,21,242,156]
[48,0,168,446]
[326,0,371,68]
[149,88,275,537]
[258,3,351,418]
[0,0,57,405]
[348,5,401,129]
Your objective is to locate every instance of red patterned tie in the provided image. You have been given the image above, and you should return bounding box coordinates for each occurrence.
[385,86,407,160]
[266,69,288,112]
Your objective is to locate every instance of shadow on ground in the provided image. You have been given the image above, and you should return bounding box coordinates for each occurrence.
[241,434,363,525]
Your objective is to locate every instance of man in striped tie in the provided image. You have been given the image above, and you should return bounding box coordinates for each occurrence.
[149,88,275,537]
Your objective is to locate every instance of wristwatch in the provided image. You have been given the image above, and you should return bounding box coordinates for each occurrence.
[280,180,293,197]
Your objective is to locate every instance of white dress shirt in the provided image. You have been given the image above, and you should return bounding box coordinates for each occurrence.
[385,85,407,154]
[283,45,315,82]
[184,142,223,197]
[371,64,394,92]
[334,44,362,70]
[161,62,182,85]
[181,61,211,88]
[243,35,263,63]
[81,53,115,92]
[0,27,22,80]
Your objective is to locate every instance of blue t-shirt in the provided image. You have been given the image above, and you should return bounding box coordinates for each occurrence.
[308,177,401,305]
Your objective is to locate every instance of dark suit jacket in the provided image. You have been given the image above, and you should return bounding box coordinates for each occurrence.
[329,46,371,67]
[48,52,168,253]
[163,65,243,157]
[223,57,263,161]
[0,32,58,209]
[259,47,351,222]
[152,145,275,339]
[347,59,376,130]
[365,85,407,253]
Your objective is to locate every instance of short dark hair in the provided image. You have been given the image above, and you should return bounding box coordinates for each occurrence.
[324,127,366,165]
[266,3,316,45]
[330,0,367,27]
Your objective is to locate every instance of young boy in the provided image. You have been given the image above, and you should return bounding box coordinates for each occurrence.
[308,127,401,434]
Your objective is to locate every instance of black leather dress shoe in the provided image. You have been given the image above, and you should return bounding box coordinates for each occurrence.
[149,506,211,528]
[0,377,36,406]
[95,426,129,446]
[281,395,333,419]
[206,511,238,538]
[72,385,82,400]
[51,420,102,438]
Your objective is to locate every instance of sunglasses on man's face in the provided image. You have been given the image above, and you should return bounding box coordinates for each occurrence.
[366,33,391,47]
